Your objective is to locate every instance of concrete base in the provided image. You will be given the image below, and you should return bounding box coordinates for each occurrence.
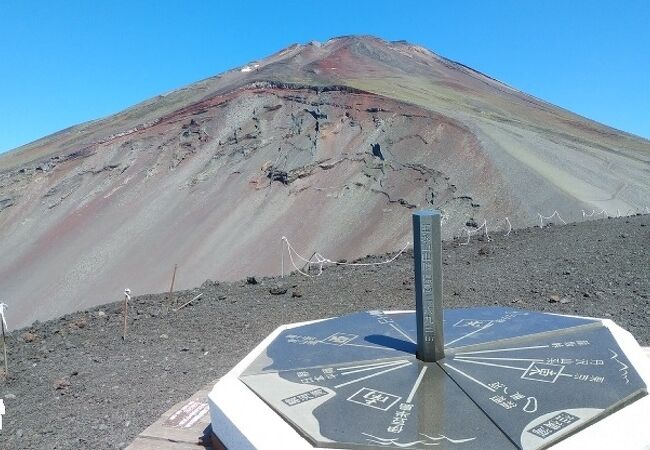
[208,312,650,450]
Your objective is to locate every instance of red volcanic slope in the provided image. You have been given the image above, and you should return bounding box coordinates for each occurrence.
[0,36,648,327]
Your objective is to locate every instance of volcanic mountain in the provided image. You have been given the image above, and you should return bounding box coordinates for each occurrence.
[1,36,649,327]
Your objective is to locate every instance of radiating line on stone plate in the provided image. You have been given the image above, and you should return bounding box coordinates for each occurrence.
[443,363,496,392]
[406,366,428,403]
[453,356,545,362]
[444,323,493,347]
[389,322,416,344]
[453,358,527,371]
[339,360,410,376]
[454,344,550,356]
[338,360,409,371]
[334,362,411,388]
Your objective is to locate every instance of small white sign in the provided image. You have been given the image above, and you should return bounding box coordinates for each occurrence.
[163,400,209,428]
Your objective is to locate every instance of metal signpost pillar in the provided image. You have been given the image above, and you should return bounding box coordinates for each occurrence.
[413,210,444,362]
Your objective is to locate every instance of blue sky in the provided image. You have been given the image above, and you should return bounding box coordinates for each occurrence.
[1,1,649,153]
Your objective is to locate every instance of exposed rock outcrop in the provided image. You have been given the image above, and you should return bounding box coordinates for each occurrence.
[0,36,648,327]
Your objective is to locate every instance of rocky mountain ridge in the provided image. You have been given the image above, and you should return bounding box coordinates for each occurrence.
[0,36,648,327]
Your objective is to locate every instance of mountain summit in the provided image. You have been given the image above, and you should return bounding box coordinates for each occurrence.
[1,36,648,326]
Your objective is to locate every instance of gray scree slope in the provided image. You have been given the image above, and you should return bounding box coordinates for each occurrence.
[0,36,648,327]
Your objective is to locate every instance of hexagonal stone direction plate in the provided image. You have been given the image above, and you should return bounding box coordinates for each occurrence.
[241,360,514,449]
[239,308,647,449]
[441,324,646,448]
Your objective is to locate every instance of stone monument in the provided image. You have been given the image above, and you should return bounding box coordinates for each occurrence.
[208,210,650,449]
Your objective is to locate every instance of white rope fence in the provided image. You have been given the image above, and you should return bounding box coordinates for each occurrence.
[281,236,410,278]
[504,217,512,236]
[440,209,450,224]
[460,219,491,245]
[538,211,567,228]
[582,209,609,219]
[280,205,649,277]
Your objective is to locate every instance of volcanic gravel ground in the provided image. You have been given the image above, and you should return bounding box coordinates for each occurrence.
[0,215,648,449]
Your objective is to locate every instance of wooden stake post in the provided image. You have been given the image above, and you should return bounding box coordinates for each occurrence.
[169,264,178,306]
[123,289,131,340]
[0,303,8,376]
